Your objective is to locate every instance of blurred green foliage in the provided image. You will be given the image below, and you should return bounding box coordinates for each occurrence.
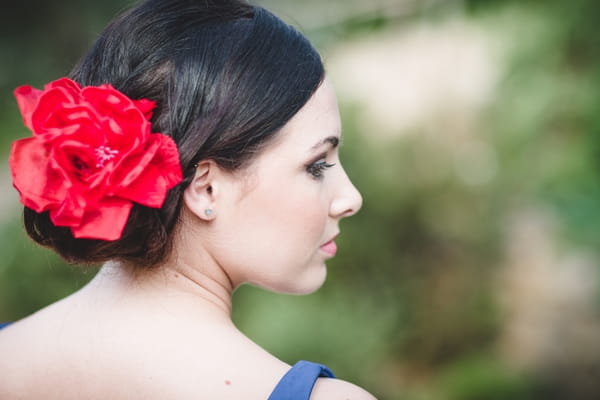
[2,1,600,399]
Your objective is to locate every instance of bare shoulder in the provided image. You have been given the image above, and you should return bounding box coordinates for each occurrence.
[311,377,378,400]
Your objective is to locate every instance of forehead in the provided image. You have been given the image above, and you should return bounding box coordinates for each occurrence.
[270,79,341,151]
[232,79,341,193]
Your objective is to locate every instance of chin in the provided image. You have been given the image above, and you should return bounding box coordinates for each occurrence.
[261,264,328,295]
[281,265,328,295]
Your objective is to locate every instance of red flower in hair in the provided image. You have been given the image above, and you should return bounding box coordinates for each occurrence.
[9,77,182,240]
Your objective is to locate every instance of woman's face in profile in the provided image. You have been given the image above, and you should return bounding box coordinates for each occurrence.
[211,79,363,294]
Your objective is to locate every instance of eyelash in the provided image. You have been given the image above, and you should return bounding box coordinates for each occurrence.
[306,159,336,179]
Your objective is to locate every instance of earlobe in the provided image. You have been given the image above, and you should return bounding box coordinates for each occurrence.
[183,161,217,221]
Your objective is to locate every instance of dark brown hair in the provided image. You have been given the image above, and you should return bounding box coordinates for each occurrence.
[23,0,325,266]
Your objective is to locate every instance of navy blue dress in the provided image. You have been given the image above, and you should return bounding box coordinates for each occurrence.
[268,360,335,400]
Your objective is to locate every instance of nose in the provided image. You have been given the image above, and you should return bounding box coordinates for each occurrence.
[330,167,363,219]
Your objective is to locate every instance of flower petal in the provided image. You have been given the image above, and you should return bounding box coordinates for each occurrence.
[9,138,67,212]
[14,85,43,131]
[133,98,156,120]
[31,86,84,137]
[49,194,86,227]
[45,77,82,94]
[49,139,107,190]
[116,134,182,207]
[71,198,133,241]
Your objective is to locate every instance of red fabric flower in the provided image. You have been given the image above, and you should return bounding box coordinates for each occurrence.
[9,77,183,241]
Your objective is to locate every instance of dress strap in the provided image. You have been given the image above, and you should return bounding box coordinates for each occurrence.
[268,360,335,400]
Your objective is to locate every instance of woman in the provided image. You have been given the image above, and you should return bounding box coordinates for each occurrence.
[0,0,375,398]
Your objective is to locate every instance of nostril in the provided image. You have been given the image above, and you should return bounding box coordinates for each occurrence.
[346,185,363,217]
[331,182,363,219]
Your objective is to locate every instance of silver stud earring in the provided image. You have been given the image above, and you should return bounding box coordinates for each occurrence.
[205,208,213,217]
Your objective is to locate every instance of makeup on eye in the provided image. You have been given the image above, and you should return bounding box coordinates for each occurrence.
[306,156,336,179]
[303,136,341,179]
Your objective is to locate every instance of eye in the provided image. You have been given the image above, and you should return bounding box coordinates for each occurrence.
[306,159,336,179]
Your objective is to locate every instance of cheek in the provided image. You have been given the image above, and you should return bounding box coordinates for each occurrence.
[244,184,327,247]
[216,179,329,289]
[262,181,328,240]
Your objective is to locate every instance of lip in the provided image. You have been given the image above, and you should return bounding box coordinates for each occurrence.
[320,234,339,257]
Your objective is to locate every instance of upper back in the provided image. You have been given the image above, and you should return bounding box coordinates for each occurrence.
[0,294,376,400]
[0,295,285,399]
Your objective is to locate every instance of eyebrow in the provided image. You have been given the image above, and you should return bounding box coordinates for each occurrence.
[309,136,340,152]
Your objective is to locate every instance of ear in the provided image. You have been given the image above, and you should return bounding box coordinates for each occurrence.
[183,160,220,221]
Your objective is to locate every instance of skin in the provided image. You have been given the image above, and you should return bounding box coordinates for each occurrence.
[0,79,376,399]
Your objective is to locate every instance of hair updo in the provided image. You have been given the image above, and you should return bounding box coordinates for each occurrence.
[23,0,325,267]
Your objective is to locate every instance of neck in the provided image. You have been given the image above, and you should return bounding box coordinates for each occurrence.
[92,255,235,318]
[87,213,239,319]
